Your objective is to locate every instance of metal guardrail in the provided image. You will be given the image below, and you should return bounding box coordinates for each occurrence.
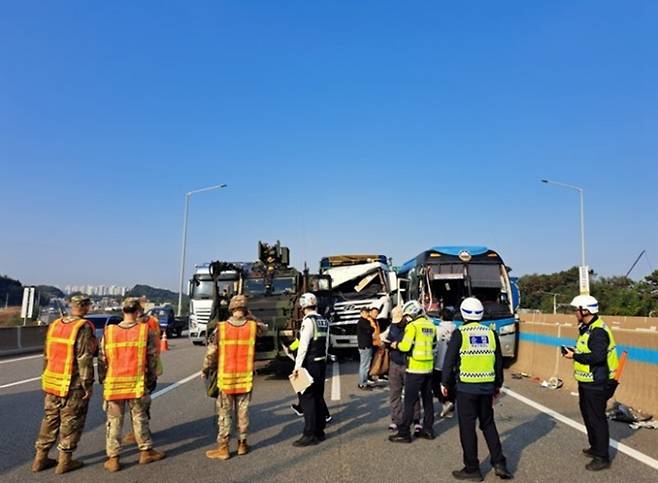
[0,326,47,356]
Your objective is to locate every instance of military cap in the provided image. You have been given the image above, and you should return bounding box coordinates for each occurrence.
[69,294,91,305]
[228,295,247,311]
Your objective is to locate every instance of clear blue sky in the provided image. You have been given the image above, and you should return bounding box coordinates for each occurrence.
[1,1,657,290]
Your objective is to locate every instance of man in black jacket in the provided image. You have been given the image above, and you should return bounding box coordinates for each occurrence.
[442,297,511,481]
[357,308,374,390]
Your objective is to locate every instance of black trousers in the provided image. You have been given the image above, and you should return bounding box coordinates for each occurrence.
[456,391,505,471]
[578,383,616,460]
[399,372,434,436]
[300,361,327,438]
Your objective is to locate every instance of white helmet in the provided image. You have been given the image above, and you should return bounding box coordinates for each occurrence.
[460,297,484,321]
[402,300,423,319]
[299,292,317,309]
[570,294,599,314]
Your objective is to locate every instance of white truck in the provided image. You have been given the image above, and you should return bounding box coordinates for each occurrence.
[319,255,397,349]
[188,263,244,345]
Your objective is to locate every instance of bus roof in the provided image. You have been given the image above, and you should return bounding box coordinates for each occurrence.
[398,246,502,274]
[320,254,388,269]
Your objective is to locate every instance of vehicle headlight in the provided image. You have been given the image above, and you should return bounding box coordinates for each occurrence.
[499,324,516,335]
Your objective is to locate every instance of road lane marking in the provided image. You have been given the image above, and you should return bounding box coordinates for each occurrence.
[502,387,658,471]
[0,376,41,389]
[0,354,42,364]
[152,372,201,400]
[331,362,341,401]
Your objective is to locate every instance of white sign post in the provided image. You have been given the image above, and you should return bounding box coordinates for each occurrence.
[579,266,590,295]
[20,286,36,325]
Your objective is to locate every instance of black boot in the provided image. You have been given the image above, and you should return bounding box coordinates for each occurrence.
[293,436,319,447]
[586,458,611,471]
[388,432,412,443]
[582,447,595,457]
[451,467,483,481]
[493,462,513,479]
[417,429,435,440]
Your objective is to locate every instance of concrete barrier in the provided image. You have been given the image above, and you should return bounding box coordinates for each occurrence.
[512,317,658,416]
[0,326,47,356]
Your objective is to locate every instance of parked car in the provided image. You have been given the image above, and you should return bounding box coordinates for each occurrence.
[147,306,186,338]
[86,313,122,340]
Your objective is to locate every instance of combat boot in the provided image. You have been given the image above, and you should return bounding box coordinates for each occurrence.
[122,431,136,445]
[237,440,249,456]
[139,448,166,464]
[54,451,83,474]
[104,456,121,472]
[206,440,231,460]
[31,449,57,472]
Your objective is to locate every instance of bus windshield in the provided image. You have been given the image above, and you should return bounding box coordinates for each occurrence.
[191,278,214,299]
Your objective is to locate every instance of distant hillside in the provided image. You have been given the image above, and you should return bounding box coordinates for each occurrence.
[126,284,185,306]
[1,275,25,306]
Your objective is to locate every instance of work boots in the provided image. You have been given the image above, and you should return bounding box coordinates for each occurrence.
[206,440,231,460]
[104,456,121,472]
[54,451,83,474]
[237,440,249,456]
[31,450,57,472]
[139,448,166,464]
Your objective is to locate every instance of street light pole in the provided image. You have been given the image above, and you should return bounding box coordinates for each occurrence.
[177,183,228,316]
[541,179,588,294]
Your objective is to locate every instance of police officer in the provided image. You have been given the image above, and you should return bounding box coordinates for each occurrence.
[389,300,436,443]
[32,294,96,474]
[291,293,330,446]
[98,297,165,472]
[441,297,512,481]
[562,295,618,471]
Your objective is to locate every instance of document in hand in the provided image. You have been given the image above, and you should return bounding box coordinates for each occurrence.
[289,368,314,394]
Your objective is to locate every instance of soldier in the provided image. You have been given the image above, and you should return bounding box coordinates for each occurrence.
[98,297,165,472]
[202,295,264,460]
[32,294,97,474]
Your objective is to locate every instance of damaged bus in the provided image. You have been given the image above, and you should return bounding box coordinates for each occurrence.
[397,246,519,358]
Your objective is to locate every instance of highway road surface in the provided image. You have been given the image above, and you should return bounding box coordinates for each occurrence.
[2,340,658,482]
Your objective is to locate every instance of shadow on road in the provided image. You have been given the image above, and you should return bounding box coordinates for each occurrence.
[497,412,557,473]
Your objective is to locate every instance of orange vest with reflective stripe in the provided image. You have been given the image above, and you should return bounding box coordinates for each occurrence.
[103,323,149,401]
[144,316,161,355]
[218,320,257,394]
[42,318,93,397]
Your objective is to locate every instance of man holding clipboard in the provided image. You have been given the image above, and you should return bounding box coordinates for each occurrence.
[290,293,330,447]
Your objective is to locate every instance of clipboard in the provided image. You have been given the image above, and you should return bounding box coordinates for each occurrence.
[289,368,314,394]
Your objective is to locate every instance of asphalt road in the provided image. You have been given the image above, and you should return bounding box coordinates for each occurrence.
[1,341,658,483]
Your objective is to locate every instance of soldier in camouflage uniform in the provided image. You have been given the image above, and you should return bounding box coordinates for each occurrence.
[98,297,165,472]
[32,294,97,474]
[202,295,264,460]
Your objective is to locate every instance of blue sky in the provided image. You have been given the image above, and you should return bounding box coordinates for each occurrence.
[1,1,657,290]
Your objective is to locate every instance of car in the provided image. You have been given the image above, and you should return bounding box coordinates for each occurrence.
[147,306,186,338]
[85,313,122,340]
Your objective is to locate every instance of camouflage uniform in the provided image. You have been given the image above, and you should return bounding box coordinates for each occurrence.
[202,314,263,443]
[98,319,159,457]
[34,316,96,454]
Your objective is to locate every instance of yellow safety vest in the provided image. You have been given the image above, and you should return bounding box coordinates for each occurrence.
[399,316,436,374]
[574,318,619,383]
[458,323,496,384]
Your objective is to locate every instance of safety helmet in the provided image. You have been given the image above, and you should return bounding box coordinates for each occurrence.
[460,297,484,321]
[299,292,317,309]
[228,295,247,311]
[401,300,423,319]
[570,294,599,314]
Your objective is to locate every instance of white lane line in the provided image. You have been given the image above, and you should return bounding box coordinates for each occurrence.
[0,376,41,389]
[330,362,341,401]
[152,372,200,400]
[503,387,658,471]
[0,354,42,364]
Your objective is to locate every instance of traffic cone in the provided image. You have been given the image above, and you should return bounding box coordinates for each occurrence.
[160,331,169,352]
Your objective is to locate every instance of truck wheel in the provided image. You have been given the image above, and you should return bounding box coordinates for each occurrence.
[192,340,203,346]
[176,328,183,338]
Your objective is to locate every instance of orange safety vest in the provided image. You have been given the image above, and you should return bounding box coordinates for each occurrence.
[144,315,161,355]
[42,318,93,397]
[218,320,257,394]
[103,323,149,401]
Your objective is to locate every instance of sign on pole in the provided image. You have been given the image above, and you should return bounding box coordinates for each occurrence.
[579,266,590,295]
[20,286,36,323]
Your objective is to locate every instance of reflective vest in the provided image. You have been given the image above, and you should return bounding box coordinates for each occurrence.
[103,323,149,400]
[143,315,162,374]
[42,318,93,397]
[574,318,619,383]
[458,323,496,384]
[218,320,257,394]
[302,314,328,365]
[399,316,436,374]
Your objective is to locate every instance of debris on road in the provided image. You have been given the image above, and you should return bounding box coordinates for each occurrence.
[606,401,653,424]
[540,377,563,390]
[629,420,658,430]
